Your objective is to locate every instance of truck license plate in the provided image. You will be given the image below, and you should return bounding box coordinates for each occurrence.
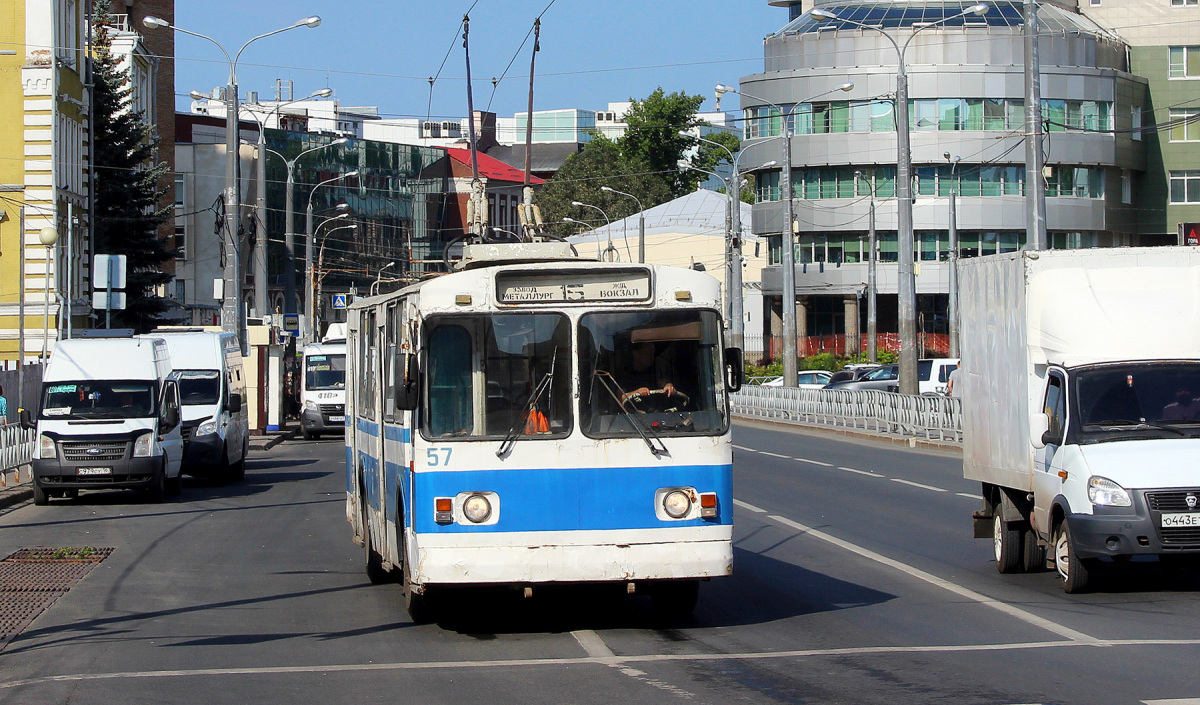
[77,467,112,476]
[1160,513,1200,528]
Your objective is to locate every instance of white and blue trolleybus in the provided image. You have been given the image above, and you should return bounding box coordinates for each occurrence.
[345,242,743,621]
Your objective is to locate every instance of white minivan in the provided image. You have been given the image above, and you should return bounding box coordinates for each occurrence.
[146,329,248,481]
[23,337,184,504]
[300,339,346,440]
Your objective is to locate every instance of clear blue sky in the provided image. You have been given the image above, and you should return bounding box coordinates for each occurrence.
[171,1,787,121]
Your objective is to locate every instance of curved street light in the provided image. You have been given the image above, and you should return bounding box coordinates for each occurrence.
[599,186,643,264]
[807,3,987,393]
[304,174,358,342]
[571,201,617,261]
[144,14,322,354]
[712,82,854,384]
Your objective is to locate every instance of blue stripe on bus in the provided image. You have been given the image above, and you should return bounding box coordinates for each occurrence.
[356,418,379,436]
[344,445,354,494]
[383,425,410,443]
[412,464,733,533]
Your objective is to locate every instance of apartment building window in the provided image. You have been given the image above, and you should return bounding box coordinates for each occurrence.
[1122,169,1132,204]
[174,174,185,207]
[174,225,187,260]
[1045,167,1104,198]
[1132,107,1143,140]
[1169,46,1200,78]
[174,280,186,301]
[745,106,782,139]
[1170,170,1200,203]
[1170,109,1200,141]
[1172,0,1198,7]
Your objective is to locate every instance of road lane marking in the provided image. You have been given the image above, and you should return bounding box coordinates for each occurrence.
[734,499,768,513]
[839,466,883,478]
[793,458,833,467]
[761,452,790,459]
[957,492,984,501]
[8,639,1199,689]
[1143,700,1200,704]
[572,630,615,658]
[764,513,1101,644]
[733,445,757,453]
[890,478,947,493]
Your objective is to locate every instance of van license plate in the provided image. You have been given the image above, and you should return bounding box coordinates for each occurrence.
[329,415,345,422]
[1161,513,1200,528]
[77,467,112,476]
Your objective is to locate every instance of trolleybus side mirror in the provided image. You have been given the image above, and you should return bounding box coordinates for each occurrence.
[19,407,34,430]
[395,353,420,410]
[724,347,744,393]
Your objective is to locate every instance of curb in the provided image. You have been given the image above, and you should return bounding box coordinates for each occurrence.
[250,428,297,452]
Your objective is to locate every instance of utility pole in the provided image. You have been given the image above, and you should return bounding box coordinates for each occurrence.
[1024,0,1047,251]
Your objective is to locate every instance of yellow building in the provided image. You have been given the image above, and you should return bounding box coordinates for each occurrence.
[0,0,89,366]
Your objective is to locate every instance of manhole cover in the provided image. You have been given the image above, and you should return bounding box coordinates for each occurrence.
[0,547,113,651]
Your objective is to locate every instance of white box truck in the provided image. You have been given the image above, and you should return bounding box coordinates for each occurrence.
[961,247,1200,593]
[21,337,184,504]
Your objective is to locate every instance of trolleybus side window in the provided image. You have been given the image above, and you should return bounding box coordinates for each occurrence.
[579,310,728,438]
[383,303,399,422]
[422,314,571,440]
[359,311,377,419]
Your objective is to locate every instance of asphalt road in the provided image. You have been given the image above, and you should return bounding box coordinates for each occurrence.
[2,420,1200,704]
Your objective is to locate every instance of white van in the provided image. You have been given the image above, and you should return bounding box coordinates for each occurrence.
[146,329,248,481]
[300,339,346,440]
[23,337,184,504]
[919,358,959,395]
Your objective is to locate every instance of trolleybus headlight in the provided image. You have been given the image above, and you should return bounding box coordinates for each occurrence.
[663,490,692,519]
[463,493,492,523]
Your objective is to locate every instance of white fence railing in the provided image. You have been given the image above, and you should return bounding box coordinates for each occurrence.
[0,424,35,476]
[731,386,962,444]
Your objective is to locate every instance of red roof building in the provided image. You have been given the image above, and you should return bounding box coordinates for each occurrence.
[423,148,546,242]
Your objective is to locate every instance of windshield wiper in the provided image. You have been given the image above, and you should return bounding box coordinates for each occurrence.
[592,370,668,457]
[496,349,558,458]
[1086,419,1186,436]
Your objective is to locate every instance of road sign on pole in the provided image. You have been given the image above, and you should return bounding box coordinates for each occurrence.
[332,294,348,310]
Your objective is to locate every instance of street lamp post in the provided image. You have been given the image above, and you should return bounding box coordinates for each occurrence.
[39,226,58,361]
[944,152,961,357]
[571,201,616,261]
[371,261,396,297]
[855,170,879,362]
[305,170,358,343]
[715,82,853,385]
[809,3,987,393]
[245,88,333,317]
[279,137,348,318]
[600,186,644,264]
[145,14,321,355]
[309,214,351,341]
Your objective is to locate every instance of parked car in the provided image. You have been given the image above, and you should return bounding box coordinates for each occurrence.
[824,364,899,392]
[825,364,881,386]
[918,357,959,395]
[762,370,834,388]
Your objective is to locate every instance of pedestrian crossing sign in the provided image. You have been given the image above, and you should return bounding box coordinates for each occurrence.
[333,294,348,310]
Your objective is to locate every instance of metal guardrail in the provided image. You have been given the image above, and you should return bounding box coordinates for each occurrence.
[731,385,962,444]
[0,424,35,475]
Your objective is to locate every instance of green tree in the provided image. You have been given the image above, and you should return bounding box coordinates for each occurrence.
[91,0,173,331]
[539,136,670,238]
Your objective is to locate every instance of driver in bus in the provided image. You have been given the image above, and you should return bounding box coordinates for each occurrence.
[620,342,675,404]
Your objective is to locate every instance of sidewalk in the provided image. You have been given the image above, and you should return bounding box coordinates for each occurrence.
[0,426,298,511]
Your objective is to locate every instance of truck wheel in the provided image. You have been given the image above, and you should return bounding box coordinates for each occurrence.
[230,439,247,482]
[1021,527,1043,573]
[651,579,700,622]
[165,468,182,497]
[1054,522,1093,593]
[994,513,1023,574]
[302,429,316,441]
[33,482,49,506]
[147,464,167,503]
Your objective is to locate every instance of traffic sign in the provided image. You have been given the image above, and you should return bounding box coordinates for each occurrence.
[332,294,348,310]
[282,313,300,334]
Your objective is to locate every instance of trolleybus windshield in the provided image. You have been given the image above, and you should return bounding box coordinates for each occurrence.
[423,313,572,439]
[579,310,727,438]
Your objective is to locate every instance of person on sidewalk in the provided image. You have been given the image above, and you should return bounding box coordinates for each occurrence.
[0,383,8,424]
